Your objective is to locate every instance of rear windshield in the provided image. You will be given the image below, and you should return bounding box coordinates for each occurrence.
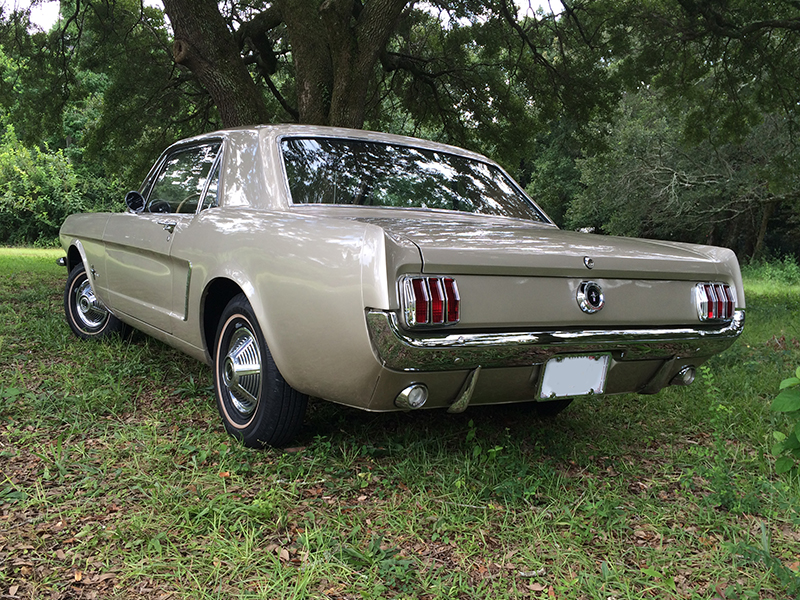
[280,137,547,222]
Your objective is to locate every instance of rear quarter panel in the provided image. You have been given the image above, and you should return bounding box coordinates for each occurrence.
[171,208,418,407]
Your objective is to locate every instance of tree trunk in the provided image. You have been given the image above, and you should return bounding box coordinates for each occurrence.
[276,0,334,125]
[162,0,411,130]
[320,0,411,128]
[162,0,272,128]
[753,200,777,260]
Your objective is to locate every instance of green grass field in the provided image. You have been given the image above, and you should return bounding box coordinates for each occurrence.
[1,248,799,599]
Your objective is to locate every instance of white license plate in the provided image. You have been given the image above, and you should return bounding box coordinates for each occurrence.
[539,355,609,399]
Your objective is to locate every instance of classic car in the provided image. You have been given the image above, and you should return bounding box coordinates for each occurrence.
[59,125,745,447]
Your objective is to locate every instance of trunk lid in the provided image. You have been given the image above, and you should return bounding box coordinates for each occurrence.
[348,211,729,281]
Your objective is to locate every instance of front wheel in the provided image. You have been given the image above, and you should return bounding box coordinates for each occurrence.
[64,264,126,340]
[214,294,307,448]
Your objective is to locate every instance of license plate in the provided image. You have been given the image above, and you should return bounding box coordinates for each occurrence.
[539,355,609,399]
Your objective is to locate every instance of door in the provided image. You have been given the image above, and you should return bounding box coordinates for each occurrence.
[102,142,221,333]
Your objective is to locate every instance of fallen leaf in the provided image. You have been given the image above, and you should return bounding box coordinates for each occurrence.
[74,570,83,582]
[218,471,230,478]
[9,585,19,596]
[530,583,546,592]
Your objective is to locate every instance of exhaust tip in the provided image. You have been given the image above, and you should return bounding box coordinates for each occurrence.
[395,384,428,410]
[671,366,696,387]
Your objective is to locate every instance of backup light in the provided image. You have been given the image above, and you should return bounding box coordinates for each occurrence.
[394,384,428,410]
[402,276,460,327]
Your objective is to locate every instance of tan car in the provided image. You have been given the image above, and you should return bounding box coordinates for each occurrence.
[59,125,745,447]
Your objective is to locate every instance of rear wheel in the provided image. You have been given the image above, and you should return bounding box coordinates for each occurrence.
[214,294,307,448]
[64,264,126,340]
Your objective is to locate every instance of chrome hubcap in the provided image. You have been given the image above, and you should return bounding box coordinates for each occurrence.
[222,326,262,416]
[74,279,109,329]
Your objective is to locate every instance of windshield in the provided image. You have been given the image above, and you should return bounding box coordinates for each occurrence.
[280,137,547,222]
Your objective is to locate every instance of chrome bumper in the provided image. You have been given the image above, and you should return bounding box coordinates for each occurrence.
[366,309,745,372]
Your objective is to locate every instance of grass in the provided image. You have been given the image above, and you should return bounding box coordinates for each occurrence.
[1,247,800,599]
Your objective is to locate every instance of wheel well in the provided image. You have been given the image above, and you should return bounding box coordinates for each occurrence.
[66,246,83,272]
[202,278,245,358]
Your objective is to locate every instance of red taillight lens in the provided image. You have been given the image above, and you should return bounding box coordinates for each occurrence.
[696,282,735,321]
[428,278,445,324]
[411,278,429,325]
[722,286,734,319]
[704,284,717,319]
[443,277,460,322]
[402,276,460,327]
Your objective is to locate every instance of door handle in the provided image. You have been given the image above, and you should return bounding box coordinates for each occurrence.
[157,220,177,233]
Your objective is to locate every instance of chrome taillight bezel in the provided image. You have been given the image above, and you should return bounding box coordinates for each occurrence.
[400,275,460,328]
[694,282,736,321]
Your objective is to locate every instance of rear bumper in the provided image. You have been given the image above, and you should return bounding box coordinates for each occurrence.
[366,309,745,372]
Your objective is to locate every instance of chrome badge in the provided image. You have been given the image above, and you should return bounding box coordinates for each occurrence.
[583,256,594,269]
[577,281,604,313]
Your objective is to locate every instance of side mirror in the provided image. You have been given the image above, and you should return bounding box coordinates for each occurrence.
[125,191,145,213]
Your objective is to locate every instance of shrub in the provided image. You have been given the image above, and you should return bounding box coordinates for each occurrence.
[0,124,82,245]
[771,367,800,474]
[0,124,124,245]
[742,256,800,286]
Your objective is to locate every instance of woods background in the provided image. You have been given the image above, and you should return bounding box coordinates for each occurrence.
[0,0,799,261]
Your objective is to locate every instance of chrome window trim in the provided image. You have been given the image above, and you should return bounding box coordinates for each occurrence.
[198,149,224,212]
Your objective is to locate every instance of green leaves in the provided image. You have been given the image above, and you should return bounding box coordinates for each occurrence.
[772,386,800,413]
[770,367,800,474]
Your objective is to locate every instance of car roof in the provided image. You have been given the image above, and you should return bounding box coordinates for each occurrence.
[171,124,493,165]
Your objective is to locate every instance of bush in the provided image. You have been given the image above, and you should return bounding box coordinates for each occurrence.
[0,124,80,245]
[771,366,800,474]
[0,124,123,246]
[742,256,800,286]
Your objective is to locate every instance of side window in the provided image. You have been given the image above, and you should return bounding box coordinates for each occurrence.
[146,143,221,214]
[200,159,221,211]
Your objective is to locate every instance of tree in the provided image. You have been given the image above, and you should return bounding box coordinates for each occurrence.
[565,89,800,259]
[163,0,412,129]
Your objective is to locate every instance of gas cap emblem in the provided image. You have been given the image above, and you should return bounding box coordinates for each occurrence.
[577,281,604,314]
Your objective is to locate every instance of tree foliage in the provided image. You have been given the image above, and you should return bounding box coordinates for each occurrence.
[0,122,120,244]
[0,0,800,256]
[562,89,800,258]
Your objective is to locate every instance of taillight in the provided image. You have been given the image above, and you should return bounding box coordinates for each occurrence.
[411,278,429,324]
[428,278,445,324]
[695,282,735,321]
[402,276,460,327]
[443,277,460,322]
